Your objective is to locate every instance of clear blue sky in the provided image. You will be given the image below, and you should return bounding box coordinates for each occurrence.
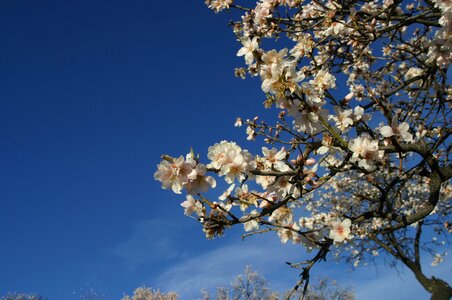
[0,1,449,299]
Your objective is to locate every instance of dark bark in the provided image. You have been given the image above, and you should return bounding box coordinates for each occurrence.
[429,278,452,300]
[406,260,451,300]
[377,234,452,300]
[416,273,452,300]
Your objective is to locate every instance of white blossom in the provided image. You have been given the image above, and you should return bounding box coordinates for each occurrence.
[243,210,260,232]
[154,156,195,194]
[329,219,352,243]
[181,195,203,216]
[237,36,259,65]
[349,135,384,170]
[380,118,413,143]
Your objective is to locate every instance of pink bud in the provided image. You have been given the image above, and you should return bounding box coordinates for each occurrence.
[305,158,316,166]
[345,92,354,101]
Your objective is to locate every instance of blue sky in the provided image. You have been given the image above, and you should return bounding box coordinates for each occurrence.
[0,1,449,299]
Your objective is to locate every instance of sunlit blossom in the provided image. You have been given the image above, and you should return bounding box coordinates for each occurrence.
[329,219,351,243]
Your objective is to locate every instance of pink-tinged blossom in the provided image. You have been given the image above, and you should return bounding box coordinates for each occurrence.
[269,206,293,224]
[243,210,259,232]
[255,173,276,190]
[426,0,452,66]
[246,125,256,140]
[350,84,365,101]
[278,222,301,244]
[181,195,203,216]
[185,164,217,194]
[349,135,384,170]
[258,49,290,94]
[219,154,248,184]
[154,156,195,194]
[330,106,354,131]
[329,218,351,243]
[259,50,296,94]
[293,108,328,135]
[237,36,259,65]
[207,140,242,170]
[261,146,289,171]
[243,218,259,232]
[299,83,325,105]
[234,184,257,211]
[267,175,300,198]
[317,135,335,155]
[261,48,288,74]
[206,0,233,13]
[383,0,394,8]
[207,141,255,184]
[311,69,336,91]
[380,118,413,143]
[290,34,314,59]
[282,64,305,93]
[326,22,346,36]
[253,0,274,28]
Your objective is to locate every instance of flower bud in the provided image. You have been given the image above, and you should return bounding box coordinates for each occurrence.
[305,158,316,166]
[345,92,354,101]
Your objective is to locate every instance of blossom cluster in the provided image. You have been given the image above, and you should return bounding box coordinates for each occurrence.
[154,0,451,281]
[154,154,216,195]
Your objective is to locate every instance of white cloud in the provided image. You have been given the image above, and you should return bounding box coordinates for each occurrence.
[111,218,451,300]
[110,218,191,270]
[152,234,451,300]
[153,234,304,298]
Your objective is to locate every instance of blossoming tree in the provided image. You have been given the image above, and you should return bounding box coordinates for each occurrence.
[155,0,451,299]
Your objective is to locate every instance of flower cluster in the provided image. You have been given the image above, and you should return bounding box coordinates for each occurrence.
[207,141,256,184]
[349,135,384,170]
[154,154,216,194]
[154,1,451,295]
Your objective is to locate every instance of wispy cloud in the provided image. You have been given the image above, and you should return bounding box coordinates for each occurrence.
[152,235,305,298]
[109,218,190,270]
[111,218,451,300]
[152,232,451,300]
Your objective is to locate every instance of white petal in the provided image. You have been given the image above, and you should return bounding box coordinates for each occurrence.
[380,126,394,137]
[401,132,413,143]
[342,218,351,228]
[237,47,248,57]
[317,146,329,154]
[398,122,410,133]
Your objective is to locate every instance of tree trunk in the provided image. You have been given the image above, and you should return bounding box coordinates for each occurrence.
[428,277,452,300]
[412,266,452,300]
